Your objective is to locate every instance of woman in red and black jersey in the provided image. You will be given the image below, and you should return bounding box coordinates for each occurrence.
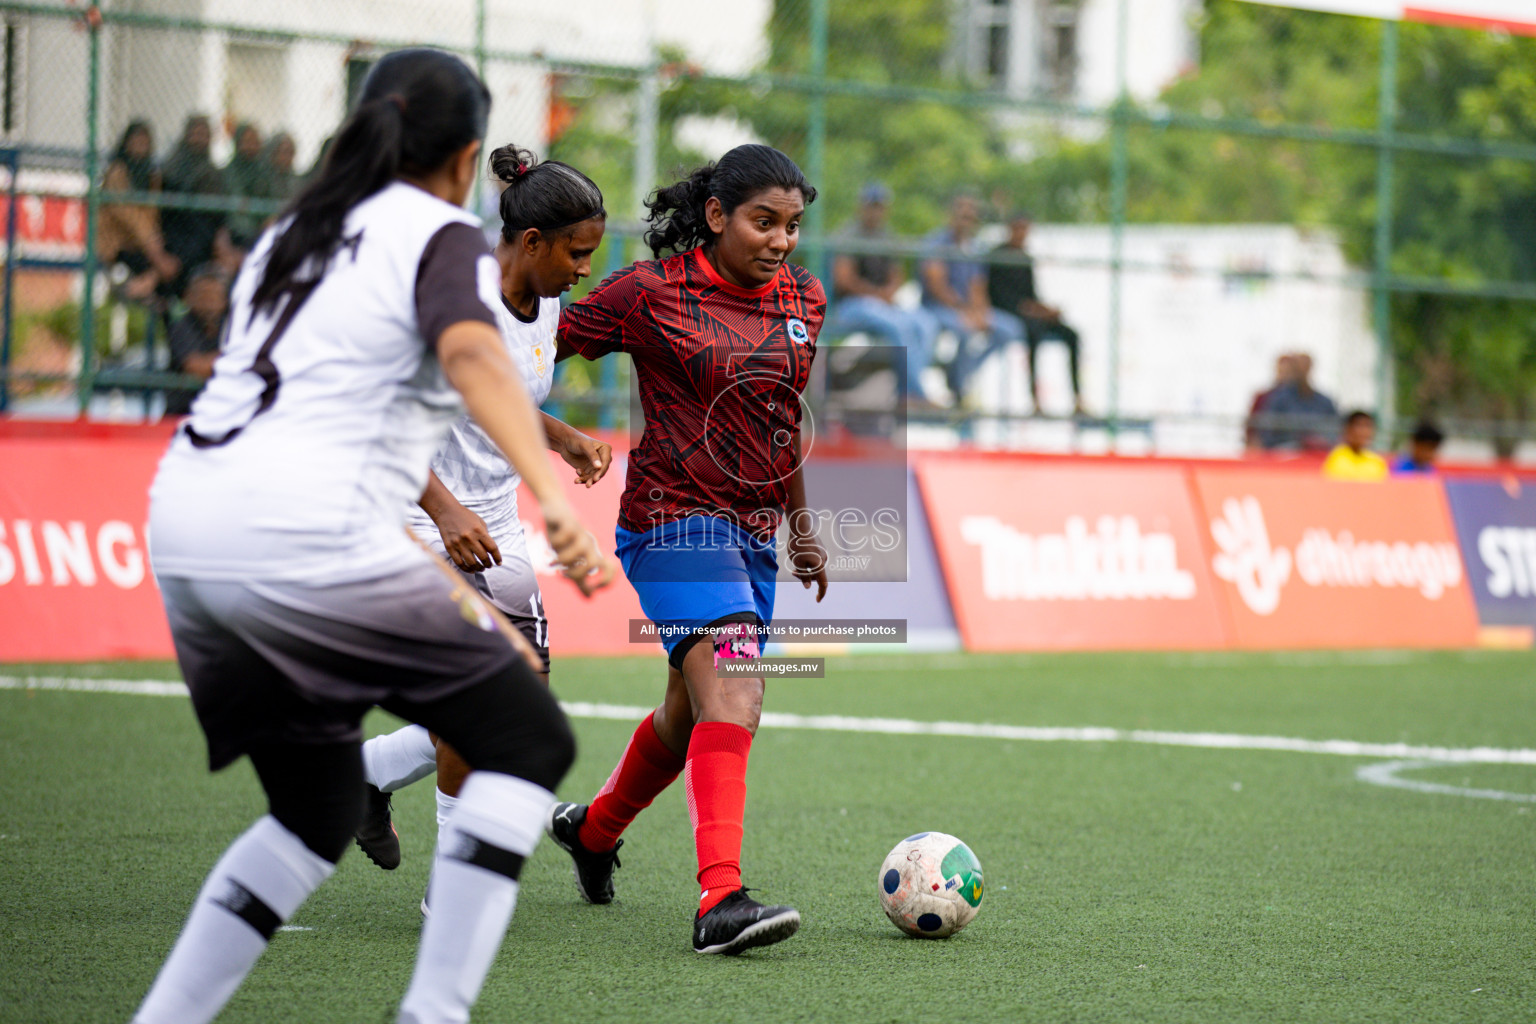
[551,144,829,954]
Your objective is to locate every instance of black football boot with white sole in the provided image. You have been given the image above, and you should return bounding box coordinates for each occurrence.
[692,889,801,955]
[545,802,622,904]
[354,783,401,870]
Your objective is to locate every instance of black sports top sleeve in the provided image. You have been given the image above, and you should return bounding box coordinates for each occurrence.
[414,221,497,350]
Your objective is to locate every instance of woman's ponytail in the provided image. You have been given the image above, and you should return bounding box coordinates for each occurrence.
[642,165,715,258]
[489,142,605,241]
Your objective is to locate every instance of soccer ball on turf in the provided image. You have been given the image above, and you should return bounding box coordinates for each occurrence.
[877,831,983,938]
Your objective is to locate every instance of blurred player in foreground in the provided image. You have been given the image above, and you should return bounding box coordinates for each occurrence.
[550,144,829,955]
[352,144,612,908]
[135,49,612,1024]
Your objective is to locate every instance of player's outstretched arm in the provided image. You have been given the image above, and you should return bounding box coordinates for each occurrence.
[438,319,615,595]
[541,412,612,487]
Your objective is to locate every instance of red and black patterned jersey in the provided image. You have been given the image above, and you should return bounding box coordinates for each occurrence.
[560,247,825,542]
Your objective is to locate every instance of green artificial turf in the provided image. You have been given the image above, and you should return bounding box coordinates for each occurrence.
[1,651,1532,1022]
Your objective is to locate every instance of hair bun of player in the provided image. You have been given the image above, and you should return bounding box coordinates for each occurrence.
[489,143,539,185]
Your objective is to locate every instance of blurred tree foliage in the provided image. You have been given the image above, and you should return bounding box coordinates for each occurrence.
[772,0,1536,440]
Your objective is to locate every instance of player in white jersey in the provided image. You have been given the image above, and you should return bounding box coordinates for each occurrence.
[133,50,613,1024]
[353,144,614,893]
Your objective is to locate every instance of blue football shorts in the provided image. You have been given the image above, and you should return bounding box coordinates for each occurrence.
[616,515,777,661]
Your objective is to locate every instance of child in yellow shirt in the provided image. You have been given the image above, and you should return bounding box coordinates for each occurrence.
[1323,410,1389,482]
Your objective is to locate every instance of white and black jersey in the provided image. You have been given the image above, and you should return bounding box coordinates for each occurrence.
[149,181,504,586]
[408,294,557,540]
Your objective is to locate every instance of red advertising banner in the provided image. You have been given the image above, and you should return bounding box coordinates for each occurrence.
[0,432,644,662]
[0,436,173,661]
[1190,470,1479,649]
[0,194,88,261]
[514,457,648,660]
[916,460,1228,651]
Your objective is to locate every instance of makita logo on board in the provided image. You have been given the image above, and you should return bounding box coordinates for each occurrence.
[960,514,1197,601]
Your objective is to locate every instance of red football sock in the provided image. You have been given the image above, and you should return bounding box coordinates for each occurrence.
[685,721,753,915]
[579,712,684,853]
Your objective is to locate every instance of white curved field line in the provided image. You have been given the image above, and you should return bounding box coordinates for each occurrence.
[6,675,1535,774]
[1355,760,1536,803]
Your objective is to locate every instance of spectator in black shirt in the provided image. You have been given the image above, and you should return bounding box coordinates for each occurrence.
[264,131,301,201]
[160,115,228,298]
[164,264,228,415]
[988,212,1084,415]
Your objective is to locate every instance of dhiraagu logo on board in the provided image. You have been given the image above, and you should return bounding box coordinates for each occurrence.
[940,842,983,908]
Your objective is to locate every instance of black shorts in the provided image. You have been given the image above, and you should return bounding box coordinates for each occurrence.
[160,562,520,770]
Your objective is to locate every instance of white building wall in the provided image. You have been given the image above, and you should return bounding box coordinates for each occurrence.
[962,224,1376,456]
[17,0,769,162]
[21,18,90,152]
[966,0,1199,106]
[1075,0,1199,105]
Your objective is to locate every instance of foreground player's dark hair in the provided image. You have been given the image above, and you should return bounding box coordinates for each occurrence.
[252,48,490,316]
[489,144,605,241]
[643,144,816,259]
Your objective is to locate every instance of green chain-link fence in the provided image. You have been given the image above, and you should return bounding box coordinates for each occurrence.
[0,0,1532,458]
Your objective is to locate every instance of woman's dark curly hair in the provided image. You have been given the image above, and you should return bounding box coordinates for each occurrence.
[642,144,816,259]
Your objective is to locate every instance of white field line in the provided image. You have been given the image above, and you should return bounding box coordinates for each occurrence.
[1355,760,1536,804]
[7,675,1535,768]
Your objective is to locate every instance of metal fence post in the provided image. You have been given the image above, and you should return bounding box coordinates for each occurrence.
[1374,19,1399,437]
[78,6,103,415]
[1107,0,1130,435]
[0,146,16,413]
[472,0,486,216]
[804,0,829,284]
[634,2,659,223]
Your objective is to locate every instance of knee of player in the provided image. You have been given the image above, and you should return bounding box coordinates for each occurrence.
[537,711,578,786]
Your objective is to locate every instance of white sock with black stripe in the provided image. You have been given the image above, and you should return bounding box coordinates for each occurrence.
[434,787,458,855]
[362,724,438,793]
[398,772,550,1024]
[133,816,332,1024]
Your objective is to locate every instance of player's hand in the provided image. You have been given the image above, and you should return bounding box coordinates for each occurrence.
[558,432,613,487]
[542,498,616,597]
[787,528,829,603]
[433,505,501,573]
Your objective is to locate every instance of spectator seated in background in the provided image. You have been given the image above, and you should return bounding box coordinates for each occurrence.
[1255,352,1338,451]
[159,114,228,298]
[1393,419,1445,474]
[164,264,229,416]
[919,192,1025,405]
[223,121,271,250]
[1323,410,1388,481]
[988,211,1085,415]
[825,183,939,406]
[1245,353,1297,450]
[263,131,301,203]
[97,120,180,303]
